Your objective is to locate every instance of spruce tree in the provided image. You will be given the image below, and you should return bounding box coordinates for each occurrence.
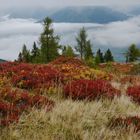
[85,40,94,61]
[40,17,60,63]
[31,42,40,63]
[104,49,114,62]
[21,44,30,63]
[31,42,39,57]
[95,49,104,63]
[125,44,140,62]
[18,52,23,62]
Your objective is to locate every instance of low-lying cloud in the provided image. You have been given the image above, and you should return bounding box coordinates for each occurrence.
[0,16,140,60]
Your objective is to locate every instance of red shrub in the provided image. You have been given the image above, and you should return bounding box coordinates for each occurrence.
[0,101,19,116]
[12,65,63,89]
[0,101,20,126]
[0,87,54,126]
[0,114,19,126]
[49,56,85,66]
[0,62,63,89]
[64,80,120,100]
[111,116,140,132]
[127,85,140,104]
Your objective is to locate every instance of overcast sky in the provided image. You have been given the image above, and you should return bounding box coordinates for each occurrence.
[0,0,140,61]
[0,0,140,9]
[0,16,140,61]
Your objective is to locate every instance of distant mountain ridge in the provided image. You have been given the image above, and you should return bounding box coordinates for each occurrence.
[50,6,129,24]
[5,6,130,24]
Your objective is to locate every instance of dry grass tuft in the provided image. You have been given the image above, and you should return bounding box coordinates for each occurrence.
[1,95,140,140]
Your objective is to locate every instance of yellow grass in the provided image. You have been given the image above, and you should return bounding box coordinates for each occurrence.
[1,95,140,140]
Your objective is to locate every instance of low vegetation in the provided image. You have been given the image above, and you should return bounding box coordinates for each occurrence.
[0,56,140,140]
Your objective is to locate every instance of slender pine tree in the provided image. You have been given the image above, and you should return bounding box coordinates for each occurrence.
[39,17,60,63]
[104,49,114,62]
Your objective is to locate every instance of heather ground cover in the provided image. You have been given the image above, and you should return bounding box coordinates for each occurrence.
[0,57,140,140]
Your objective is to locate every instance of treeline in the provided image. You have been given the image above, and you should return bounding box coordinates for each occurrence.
[17,17,140,65]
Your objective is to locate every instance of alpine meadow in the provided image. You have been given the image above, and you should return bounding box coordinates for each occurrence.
[0,0,140,140]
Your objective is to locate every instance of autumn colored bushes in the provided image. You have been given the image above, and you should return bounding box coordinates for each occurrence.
[49,56,112,81]
[0,62,63,90]
[0,57,140,129]
[0,62,58,126]
[0,87,54,126]
[64,80,120,100]
[0,58,112,91]
[11,65,62,90]
[0,59,119,126]
[127,85,140,104]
